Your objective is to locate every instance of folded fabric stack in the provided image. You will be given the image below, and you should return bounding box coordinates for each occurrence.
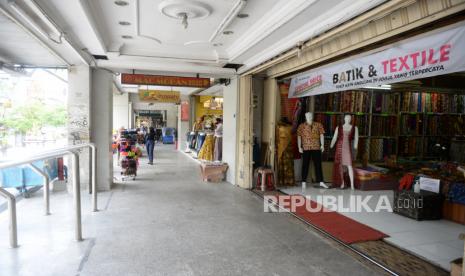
[400,114,423,135]
[354,166,397,190]
[354,168,382,181]
[398,137,422,157]
[401,91,465,113]
[448,182,465,204]
[372,92,399,113]
[369,139,396,161]
[371,116,397,136]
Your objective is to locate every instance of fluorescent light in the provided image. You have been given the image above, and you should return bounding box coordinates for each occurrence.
[8,0,89,65]
[23,0,61,35]
[363,84,391,90]
[0,4,71,66]
[208,0,246,43]
[8,0,49,40]
[0,61,31,77]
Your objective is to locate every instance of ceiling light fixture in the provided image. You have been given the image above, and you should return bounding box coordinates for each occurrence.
[296,41,303,58]
[122,35,133,39]
[158,0,212,30]
[210,97,217,108]
[223,30,233,35]
[114,1,129,6]
[237,13,248,18]
[179,12,188,29]
[363,84,392,90]
[208,0,246,42]
[119,21,131,26]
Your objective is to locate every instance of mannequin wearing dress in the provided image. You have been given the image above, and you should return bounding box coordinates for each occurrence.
[297,112,328,189]
[330,115,359,189]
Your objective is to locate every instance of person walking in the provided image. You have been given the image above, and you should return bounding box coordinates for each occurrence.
[145,127,156,165]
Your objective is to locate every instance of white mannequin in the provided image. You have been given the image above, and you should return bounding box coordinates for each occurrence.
[330,114,359,190]
[298,112,328,189]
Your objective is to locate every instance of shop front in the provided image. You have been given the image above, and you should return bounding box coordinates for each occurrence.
[185,94,224,161]
[239,2,465,273]
[183,78,239,185]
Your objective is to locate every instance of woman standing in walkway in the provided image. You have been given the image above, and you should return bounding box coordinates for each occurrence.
[145,127,156,165]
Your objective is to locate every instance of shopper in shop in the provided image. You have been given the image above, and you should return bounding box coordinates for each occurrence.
[145,127,156,165]
[330,114,359,189]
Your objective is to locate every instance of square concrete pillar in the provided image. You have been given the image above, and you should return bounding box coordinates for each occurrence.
[178,96,190,151]
[67,65,91,191]
[91,69,114,191]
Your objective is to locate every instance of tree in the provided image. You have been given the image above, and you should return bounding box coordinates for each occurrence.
[0,101,67,134]
[40,105,67,127]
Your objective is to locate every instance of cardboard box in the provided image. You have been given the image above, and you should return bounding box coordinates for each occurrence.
[199,163,228,182]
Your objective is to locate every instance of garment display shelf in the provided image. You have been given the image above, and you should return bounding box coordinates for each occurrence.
[311,89,465,161]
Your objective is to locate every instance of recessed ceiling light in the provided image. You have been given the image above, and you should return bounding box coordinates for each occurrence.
[114,1,128,6]
[223,30,233,35]
[119,21,131,26]
[122,35,133,39]
[213,43,223,47]
[237,13,249,18]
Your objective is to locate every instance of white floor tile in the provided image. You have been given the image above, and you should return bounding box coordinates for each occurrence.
[412,242,463,261]
[281,186,465,271]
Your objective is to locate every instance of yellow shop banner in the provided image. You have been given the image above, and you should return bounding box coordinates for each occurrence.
[139,90,180,103]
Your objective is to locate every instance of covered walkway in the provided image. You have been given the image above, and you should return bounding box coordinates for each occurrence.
[0,145,377,275]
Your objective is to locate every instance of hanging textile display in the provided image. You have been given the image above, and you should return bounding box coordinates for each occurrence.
[276,122,295,186]
[198,134,214,161]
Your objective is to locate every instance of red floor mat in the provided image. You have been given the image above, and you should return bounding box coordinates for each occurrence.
[269,194,389,244]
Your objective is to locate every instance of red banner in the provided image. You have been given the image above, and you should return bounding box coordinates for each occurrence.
[181,101,189,121]
[121,73,210,88]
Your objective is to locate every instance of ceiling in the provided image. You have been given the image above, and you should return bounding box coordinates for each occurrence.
[0,0,386,77]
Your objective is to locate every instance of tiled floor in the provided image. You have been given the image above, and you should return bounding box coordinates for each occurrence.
[281,186,465,270]
[0,145,380,275]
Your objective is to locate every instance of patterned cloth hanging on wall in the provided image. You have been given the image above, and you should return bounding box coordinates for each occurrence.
[276,123,295,186]
[279,83,306,159]
[279,83,299,122]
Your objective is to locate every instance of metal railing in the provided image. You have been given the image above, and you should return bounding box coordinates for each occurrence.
[0,143,97,248]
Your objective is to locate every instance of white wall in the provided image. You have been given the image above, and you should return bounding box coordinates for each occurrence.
[223,77,238,185]
[129,93,178,128]
[166,104,178,128]
[113,90,129,130]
